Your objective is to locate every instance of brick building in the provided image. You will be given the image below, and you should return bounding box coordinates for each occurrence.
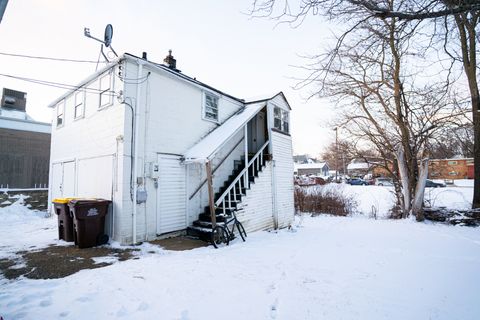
[0,88,51,188]
[429,158,474,180]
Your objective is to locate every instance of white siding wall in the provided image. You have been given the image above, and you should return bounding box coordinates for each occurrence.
[120,58,245,241]
[271,131,294,228]
[236,162,274,233]
[48,65,128,242]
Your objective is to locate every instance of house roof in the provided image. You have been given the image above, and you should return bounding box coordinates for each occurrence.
[294,162,328,171]
[183,101,267,162]
[0,115,51,133]
[48,52,282,109]
[347,162,370,170]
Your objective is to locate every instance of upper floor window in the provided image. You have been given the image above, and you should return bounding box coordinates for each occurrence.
[447,160,458,165]
[203,92,219,122]
[56,99,65,128]
[273,106,289,134]
[74,90,85,119]
[99,72,113,108]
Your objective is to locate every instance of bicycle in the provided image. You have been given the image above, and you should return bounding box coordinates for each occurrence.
[211,211,247,249]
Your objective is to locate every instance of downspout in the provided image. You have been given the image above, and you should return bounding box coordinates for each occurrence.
[132,58,146,244]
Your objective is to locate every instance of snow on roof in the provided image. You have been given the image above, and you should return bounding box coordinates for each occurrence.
[184,102,266,162]
[347,162,370,170]
[0,115,50,133]
[0,108,33,121]
[294,162,328,171]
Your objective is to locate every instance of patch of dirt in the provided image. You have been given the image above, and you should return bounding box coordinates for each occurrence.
[150,236,208,251]
[0,245,140,280]
[0,236,208,280]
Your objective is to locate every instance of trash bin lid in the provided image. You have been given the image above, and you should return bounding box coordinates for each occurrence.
[53,197,77,204]
[68,199,111,207]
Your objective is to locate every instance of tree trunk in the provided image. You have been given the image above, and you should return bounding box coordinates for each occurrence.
[473,99,480,209]
[451,12,479,208]
[395,147,411,217]
[412,158,428,221]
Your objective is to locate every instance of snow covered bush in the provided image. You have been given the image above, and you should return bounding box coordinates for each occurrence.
[294,185,357,216]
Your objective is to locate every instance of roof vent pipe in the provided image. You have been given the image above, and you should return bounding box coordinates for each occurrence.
[142,52,147,60]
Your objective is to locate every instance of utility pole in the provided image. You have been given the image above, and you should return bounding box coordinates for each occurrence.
[334,127,338,182]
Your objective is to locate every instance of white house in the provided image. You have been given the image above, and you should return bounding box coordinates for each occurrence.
[294,162,330,176]
[47,52,294,245]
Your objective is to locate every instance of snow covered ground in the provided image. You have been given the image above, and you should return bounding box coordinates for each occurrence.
[319,183,474,218]
[1,186,479,320]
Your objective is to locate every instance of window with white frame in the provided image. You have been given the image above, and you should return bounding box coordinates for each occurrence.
[99,72,113,108]
[56,100,65,128]
[74,90,85,119]
[273,106,289,134]
[203,92,219,121]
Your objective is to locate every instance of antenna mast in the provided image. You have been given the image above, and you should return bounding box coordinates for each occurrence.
[84,24,118,63]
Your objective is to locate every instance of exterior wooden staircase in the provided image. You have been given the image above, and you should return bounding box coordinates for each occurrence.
[187,141,269,242]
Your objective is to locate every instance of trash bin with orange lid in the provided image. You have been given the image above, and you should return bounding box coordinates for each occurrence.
[52,198,77,242]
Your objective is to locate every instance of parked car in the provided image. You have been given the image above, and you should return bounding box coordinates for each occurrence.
[375,177,393,186]
[425,179,446,188]
[347,178,368,186]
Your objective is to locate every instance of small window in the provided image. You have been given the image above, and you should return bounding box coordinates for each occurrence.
[448,171,458,176]
[447,161,458,165]
[74,90,85,119]
[282,110,289,133]
[273,106,289,133]
[56,100,65,128]
[274,107,282,130]
[99,72,113,108]
[203,92,218,122]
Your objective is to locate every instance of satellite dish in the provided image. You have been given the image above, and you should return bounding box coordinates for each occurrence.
[104,24,113,47]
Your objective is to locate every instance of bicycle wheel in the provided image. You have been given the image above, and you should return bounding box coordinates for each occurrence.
[236,221,247,242]
[211,225,229,249]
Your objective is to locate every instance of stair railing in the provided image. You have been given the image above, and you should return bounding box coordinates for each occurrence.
[215,140,270,216]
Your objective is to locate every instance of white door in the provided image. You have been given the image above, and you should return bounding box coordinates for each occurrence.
[51,163,63,200]
[248,111,266,153]
[156,154,187,234]
[62,161,76,197]
[77,155,114,199]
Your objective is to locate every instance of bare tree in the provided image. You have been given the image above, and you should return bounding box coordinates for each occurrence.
[251,0,479,209]
[251,0,472,218]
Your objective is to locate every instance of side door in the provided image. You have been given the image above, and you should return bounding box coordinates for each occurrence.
[62,161,76,197]
[50,162,64,200]
[156,154,187,234]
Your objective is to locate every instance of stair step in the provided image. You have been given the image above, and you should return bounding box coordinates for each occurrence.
[203,207,233,215]
[187,226,212,242]
[193,220,226,228]
[199,213,230,223]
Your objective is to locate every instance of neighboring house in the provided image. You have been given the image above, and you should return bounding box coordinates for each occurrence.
[429,158,474,180]
[346,160,370,177]
[293,155,318,164]
[294,162,329,176]
[48,51,294,245]
[0,88,51,189]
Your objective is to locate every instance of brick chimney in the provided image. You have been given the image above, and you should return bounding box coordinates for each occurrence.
[163,50,179,72]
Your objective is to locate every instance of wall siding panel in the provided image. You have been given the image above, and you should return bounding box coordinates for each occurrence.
[272,132,294,228]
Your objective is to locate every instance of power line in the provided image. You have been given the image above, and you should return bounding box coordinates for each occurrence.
[0,72,117,96]
[0,51,109,64]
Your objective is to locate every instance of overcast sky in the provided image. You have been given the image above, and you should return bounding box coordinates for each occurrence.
[0,0,339,157]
